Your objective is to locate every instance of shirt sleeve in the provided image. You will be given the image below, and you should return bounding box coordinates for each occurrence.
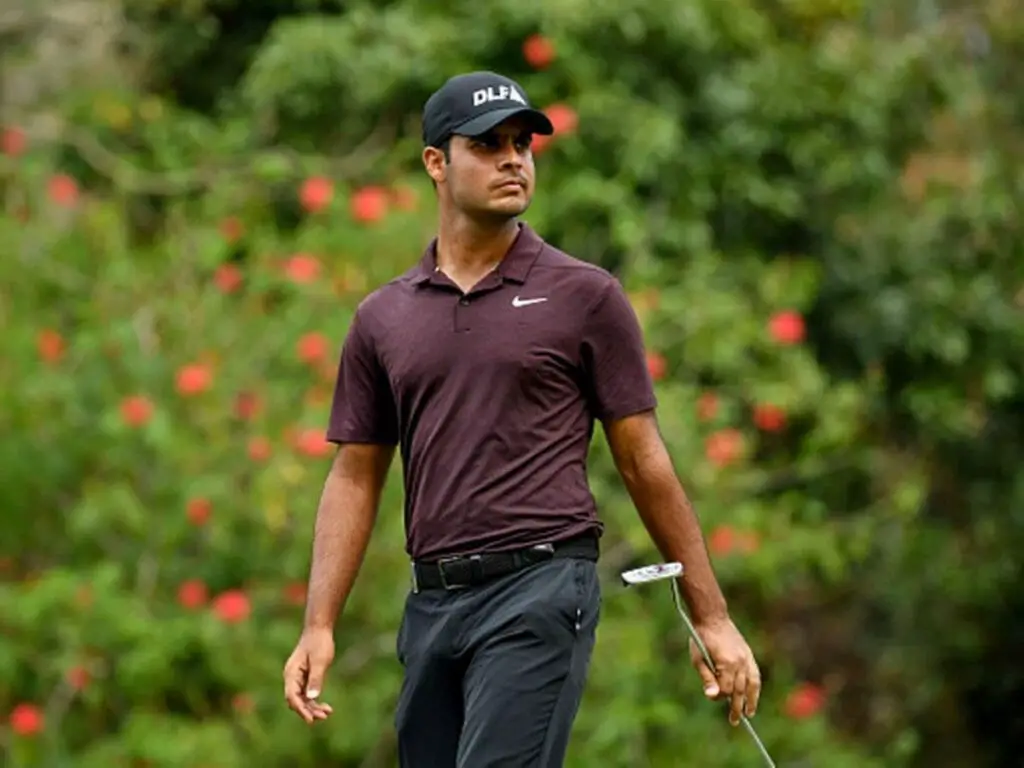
[326,308,399,445]
[580,277,658,422]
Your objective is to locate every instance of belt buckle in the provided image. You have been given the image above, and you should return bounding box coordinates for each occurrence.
[437,555,467,591]
[531,543,555,557]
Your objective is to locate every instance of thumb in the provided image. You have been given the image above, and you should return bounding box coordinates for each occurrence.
[304,653,329,700]
[696,661,720,698]
[690,639,719,698]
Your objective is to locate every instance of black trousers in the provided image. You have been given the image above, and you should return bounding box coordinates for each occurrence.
[394,556,601,768]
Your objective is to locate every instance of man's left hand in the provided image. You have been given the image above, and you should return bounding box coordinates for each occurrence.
[690,617,761,726]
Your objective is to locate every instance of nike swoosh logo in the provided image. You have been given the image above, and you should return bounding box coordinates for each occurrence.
[512,296,548,307]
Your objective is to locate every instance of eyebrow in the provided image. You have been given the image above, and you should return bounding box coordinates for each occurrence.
[476,130,533,142]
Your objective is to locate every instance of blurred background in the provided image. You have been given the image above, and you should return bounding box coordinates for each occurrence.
[2,0,1023,766]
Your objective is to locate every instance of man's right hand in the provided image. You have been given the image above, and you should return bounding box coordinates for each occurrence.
[283,628,336,724]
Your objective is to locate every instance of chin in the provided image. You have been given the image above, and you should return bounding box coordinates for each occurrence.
[485,197,531,219]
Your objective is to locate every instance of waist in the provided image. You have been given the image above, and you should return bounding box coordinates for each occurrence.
[410,532,599,592]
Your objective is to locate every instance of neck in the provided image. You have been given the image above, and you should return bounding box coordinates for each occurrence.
[435,212,520,276]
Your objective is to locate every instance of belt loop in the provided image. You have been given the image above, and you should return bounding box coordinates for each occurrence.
[469,554,484,582]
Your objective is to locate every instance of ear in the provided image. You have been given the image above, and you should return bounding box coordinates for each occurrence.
[422,147,447,185]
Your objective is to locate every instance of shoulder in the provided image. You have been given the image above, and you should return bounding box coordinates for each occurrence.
[350,266,420,336]
[531,237,624,313]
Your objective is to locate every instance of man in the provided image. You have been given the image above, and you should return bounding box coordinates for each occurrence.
[283,71,762,767]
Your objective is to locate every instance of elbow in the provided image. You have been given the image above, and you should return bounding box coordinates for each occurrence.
[606,412,674,494]
[616,441,672,493]
[616,452,644,488]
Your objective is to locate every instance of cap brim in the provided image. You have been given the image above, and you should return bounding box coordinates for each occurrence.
[453,107,554,138]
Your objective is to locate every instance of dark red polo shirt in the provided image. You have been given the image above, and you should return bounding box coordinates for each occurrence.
[326,223,657,560]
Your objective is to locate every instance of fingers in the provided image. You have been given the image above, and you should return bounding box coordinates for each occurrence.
[689,638,720,699]
[729,670,747,727]
[691,621,763,726]
[284,631,336,725]
[716,663,737,714]
[306,699,334,721]
[745,662,761,718]
[283,652,333,724]
[283,653,316,724]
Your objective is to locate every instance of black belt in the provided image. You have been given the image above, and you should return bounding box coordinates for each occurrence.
[411,534,599,592]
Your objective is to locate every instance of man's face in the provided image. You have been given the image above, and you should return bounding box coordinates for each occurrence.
[425,117,537,220]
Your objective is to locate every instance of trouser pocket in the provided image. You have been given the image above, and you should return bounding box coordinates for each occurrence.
[519,558,599,647]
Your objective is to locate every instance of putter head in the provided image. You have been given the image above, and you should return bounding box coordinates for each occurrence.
[620,561,683,586]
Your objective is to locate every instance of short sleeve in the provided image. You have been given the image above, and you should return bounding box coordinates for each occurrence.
[326,309,399,445]
[580,278,658,422]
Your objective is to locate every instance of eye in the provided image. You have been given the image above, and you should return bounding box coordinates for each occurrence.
[515,134,533,151]
[472,133,502,149]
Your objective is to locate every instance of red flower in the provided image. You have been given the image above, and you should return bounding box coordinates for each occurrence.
[305,386,331,407]
[283,582,307,606]
[646,351,667,381]
[531,134,553,155]
[219,217,244,243]
[697,392,718,422]
[232,693,255,714]
[214,263,243,294]
[753,403,786,432]
[47,174,79,207]
[66,665,91,691]
[708,525,736,556]
[785,682,826,719]
[522,34,556,69]
[544,104,578,136]
[297,332,330,365]
[234,391,262,421]
[247,436,272,462]
[213,590,251,623]
[9,703,43,736]
[37,329,65,363]
[120,395,154,427]
[1,127,27,157]
[176,363,212,396]
[768,311,805,345]
[350,186,389,224]
[390,184,419,212]
[710,526,760,556]
[284,253,321,284]
[178,579,208,610]
[737,531,761,553]
[186,497,212,526]
[705,429,743,467]
[300,176,334,213]
[294,428,333,458]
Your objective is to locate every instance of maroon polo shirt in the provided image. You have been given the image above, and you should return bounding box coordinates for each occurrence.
[326,223,657,561]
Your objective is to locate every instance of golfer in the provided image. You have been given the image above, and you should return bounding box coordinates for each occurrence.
[283,71,762,767]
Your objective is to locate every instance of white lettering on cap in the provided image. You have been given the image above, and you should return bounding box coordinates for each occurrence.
[471,85,528,107]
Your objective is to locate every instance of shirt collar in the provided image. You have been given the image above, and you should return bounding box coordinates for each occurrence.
[411,222,544,286]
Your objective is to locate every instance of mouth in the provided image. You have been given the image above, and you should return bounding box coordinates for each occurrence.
[494,179,526,192]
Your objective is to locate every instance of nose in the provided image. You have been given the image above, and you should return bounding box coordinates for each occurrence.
[496,137,524,170]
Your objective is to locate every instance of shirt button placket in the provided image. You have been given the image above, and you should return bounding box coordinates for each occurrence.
[454,294,472,332]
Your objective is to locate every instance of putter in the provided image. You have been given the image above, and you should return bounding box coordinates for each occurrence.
[621,562,777,768]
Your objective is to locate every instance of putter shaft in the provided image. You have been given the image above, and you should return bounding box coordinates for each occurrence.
[670,580,777,768]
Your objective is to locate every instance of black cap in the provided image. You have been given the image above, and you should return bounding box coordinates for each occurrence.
[421,71,554,147]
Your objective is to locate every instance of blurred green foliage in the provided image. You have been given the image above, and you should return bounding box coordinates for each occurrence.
[2,0,1023,765]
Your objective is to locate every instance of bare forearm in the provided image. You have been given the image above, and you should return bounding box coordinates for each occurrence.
[303,461,383,631]
[619,446,728,623]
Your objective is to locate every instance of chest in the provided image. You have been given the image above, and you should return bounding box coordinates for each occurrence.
[378,285,582,396]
